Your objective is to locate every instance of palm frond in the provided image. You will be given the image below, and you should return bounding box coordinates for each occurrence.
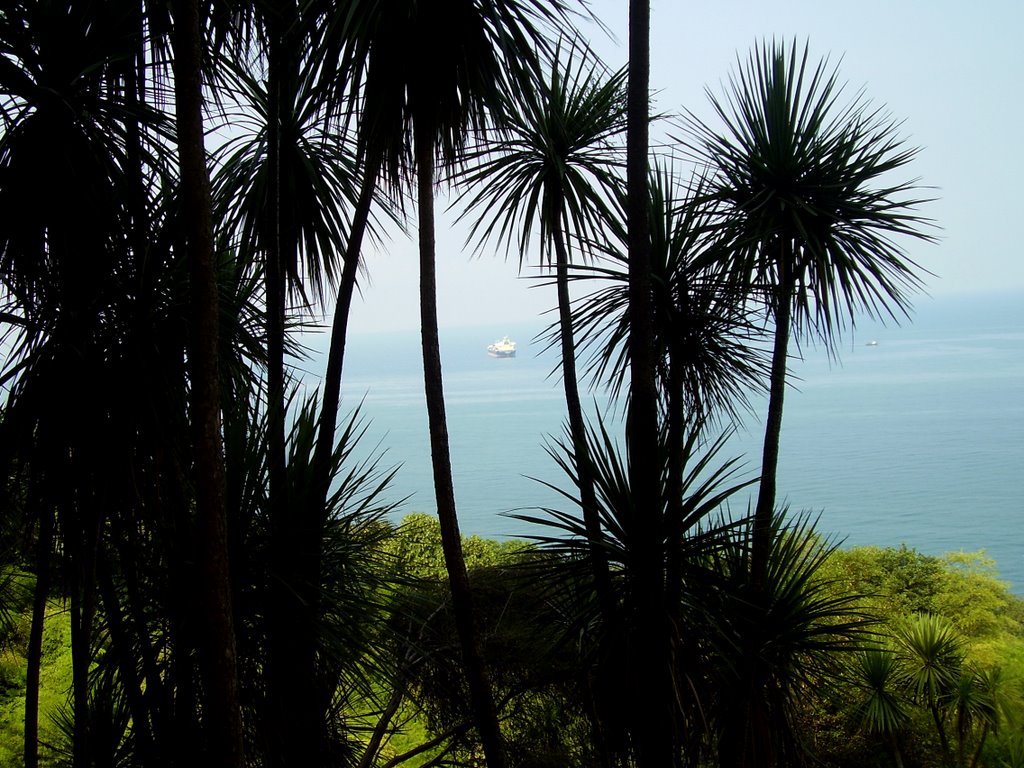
[456,35,627,270]
[560,161,771,423]
[676,38,937,350]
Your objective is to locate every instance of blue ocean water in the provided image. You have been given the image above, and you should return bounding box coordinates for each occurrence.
[302,293,1024,592]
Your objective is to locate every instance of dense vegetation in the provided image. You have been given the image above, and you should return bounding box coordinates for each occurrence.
[5,1,1015,767]
[1,521,1022,767]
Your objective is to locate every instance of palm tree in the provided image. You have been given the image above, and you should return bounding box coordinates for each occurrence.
[894,612,965,763]
[851,647,910,768]
[171,0,244,762]
[954,665,1001,768]
[337,2,574,764]
[0,2,195,764]
[566,167,771,700]
[622,1,669,763]
[516,418,757,766]
[569,162,769,431]
[210,15,368,756]
[680,39,935,590]
[458,37,627,620]
[706,512,872,768]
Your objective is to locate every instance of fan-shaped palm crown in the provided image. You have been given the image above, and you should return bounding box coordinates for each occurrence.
[682,38,935,343]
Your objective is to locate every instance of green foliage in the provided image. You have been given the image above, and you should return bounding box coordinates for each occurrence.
[388,512,527,581]
[0,603,74,768]
[0,7,1008,768]
[808,545,1024,767]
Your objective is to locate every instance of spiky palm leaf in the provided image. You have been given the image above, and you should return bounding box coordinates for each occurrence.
[852,646,911,736]
[893,611,965,759]
[678,38,936,599]
[457,35,626,269]
[679,38,936,344]
[211,53,364,307]
[894,612,965,706]
[566,161,770,423]
[707,511,875,767]
[325,0,574,191]
[513,416,755,761]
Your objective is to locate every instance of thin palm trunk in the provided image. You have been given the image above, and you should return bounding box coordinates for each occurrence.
[263,12,316,765]
[929,698,952,764]
[113,514,169,744]
[663,331,685,608]
[24,506,53,768]
[311,157,380,501]
[305,161,380,701]
[68,507,98,768]
[265,12,289,566]
[890,732,905,768]
[552,220,612,616]
[626,1,673,766]
[171,0,243,762]
[753,245,792,588]
[414,126,506,768]
[969,723,989,768]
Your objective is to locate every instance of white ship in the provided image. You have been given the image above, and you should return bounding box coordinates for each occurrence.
[487,336,517,358]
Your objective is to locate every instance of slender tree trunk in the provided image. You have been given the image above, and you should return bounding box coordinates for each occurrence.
[414,126,506,768]
[739,246,793,768]
[890,733,905,768]
[303,159,381,731]
[929,700,952,765]
[263,8,317,765]
[752,245,792,588]
[67,496,100,768]
[265,9,290,508]
[69,582,90,768]
[664,329,685,608]
[554,219,616,764]
[552,222,612,613]
[625,1,673,766]
[310,157,380,518]
[969,723,988,768]
[171,1,243,763]
[112,511,168,745]
[24,507,53,768]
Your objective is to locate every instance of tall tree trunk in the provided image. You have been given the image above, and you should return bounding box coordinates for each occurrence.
[741,245,793,768]
[310,157,380,529]
[554,220,616,764]
[263,7,318,765]
[625,1,674,766]
[23,507,53,768]
[304,158,381,726]
[663,328,686,609]
[552,221,612,614]
[67,491,100,768]
[752,244,792,589]
[414,126,506,768]
[171,1,243,763]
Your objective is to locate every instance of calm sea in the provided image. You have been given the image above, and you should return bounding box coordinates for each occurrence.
[301,292,1024,593]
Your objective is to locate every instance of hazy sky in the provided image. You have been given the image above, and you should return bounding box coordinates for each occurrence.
[340,0,1023,335]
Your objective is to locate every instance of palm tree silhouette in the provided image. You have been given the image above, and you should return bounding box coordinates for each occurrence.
[458,37,627,621]
[336,2,574,764]
[681,39,934,590]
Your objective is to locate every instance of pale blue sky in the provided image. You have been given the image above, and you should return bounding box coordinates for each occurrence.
[341,0,1023,335]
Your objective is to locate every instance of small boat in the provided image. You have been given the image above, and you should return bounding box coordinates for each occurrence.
[487,336,517,358]
[865,340,879,347]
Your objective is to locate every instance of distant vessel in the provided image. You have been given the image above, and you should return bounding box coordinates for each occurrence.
[487,336,517,358]
[865,340,879,347]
